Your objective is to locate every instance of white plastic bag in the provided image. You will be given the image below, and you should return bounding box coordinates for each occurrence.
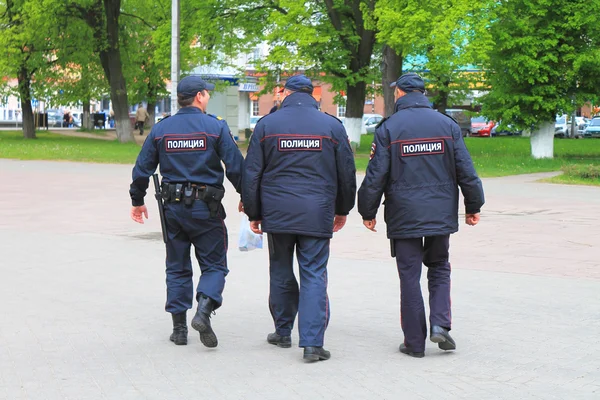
[238,214,263,251]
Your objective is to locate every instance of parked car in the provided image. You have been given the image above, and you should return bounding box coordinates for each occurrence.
[583,117,600,138]
[491,122,522,137]
[470,116,495,137]
[555,115,588,138]
[444,109,471,137]
[363,113,384,134]
[46,110,63,127]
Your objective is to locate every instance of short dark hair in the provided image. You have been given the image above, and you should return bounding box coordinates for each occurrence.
[177,94,195,107]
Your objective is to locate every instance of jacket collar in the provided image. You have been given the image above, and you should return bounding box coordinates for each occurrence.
[281,92,318,109]
[395,92,432,112]
[177,106,204,115]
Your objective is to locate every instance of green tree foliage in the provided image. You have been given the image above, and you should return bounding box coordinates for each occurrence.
[0,0,60,138]
[203,0,378,146]
[482,0,600,158]
[376,0,494,113]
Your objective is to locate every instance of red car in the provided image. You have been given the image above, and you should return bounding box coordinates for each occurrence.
[470,116,496,137]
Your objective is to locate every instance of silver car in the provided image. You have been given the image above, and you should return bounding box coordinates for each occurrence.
[363,114,384,134]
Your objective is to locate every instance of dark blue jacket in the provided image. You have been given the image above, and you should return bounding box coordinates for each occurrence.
[242,92,357,238]
[130,107,244,207]
[358,92,484,239]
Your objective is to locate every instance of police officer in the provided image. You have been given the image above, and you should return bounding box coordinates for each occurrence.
[357,73,485,358]
[242,74,356,362]
[129,76,244,348]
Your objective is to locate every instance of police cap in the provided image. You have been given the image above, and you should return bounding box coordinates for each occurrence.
[177,76,216,98]
[390,73,425,93]
[280,74,313,94]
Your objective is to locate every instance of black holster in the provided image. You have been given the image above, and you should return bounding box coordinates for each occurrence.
[198,185,225,218]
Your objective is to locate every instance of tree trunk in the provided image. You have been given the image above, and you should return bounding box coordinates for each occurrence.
[436,86,450,114]
[345,81,367,150]
[570,109,577,138]
[17,67,35,139]
[147,100,156,130]
[98,0,133,143]
[82,99,92,130]
[382,45,403,118]
[530,121,554,159]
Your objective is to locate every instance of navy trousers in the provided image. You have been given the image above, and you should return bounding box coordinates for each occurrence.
[267,233,330,347]
[394,235,452,353]
[163,201,228,314]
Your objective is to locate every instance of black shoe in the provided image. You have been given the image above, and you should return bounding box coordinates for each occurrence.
[169,312,188,345]
[267,332,292,348]
[191,295,218,348]
[303,346,331,362]
[399,343,425,358]
[430,325,456,351]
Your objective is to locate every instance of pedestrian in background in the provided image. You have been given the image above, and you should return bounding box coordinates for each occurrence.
[135,103,150,136]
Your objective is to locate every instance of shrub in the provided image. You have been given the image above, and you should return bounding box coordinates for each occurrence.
[562,164,600,179]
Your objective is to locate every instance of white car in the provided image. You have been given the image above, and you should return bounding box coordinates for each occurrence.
[363,113,384,134]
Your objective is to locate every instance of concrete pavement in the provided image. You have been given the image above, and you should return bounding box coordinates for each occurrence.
[0,159,599,400]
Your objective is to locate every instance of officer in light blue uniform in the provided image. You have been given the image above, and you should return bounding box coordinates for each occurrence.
[242,74,357,362]
[358,73,485,358]
[129,76,244,348]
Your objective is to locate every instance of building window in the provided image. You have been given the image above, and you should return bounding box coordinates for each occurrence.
[252,100,259,116]
[101,96,110,111]
[337,104,346,118]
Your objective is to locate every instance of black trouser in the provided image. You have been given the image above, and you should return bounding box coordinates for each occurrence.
[135,121,144,135]
[394,235,452,352]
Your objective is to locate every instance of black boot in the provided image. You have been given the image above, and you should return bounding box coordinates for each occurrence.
[303,346,331,362]
[191,295,218,348]
[267,332,292,348]
[169,312,188,346]
[399,343,425,358]
[430,325,456,351]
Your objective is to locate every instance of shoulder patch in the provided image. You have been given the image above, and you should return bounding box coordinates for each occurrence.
[324,112,343,124]
[375,116,388,129]
[208,113,224,121]
[370,142,377,160]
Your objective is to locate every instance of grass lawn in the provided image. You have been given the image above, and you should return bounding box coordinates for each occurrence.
[356,134,600,183]
[1,130,599,186]
[0,130,140,164]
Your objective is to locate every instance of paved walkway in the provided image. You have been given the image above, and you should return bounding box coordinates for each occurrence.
[0,159,599,400]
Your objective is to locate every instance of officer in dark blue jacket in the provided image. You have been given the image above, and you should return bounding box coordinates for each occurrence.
[358,73,484,358]
[243,75,356,362]
[129,76,244,348]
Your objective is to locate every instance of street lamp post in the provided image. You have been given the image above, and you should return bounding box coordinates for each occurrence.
[170,0,180,115]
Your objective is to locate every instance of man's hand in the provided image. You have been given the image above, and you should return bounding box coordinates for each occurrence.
[363,219,377,232]
[333,215,347,233]
[131,205,148,224]
[250,220,263,234]
[465,213,480,226]
[238,201,244,213]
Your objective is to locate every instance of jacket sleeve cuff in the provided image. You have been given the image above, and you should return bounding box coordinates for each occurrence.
[132,198,145,207]
[466,208,480,214]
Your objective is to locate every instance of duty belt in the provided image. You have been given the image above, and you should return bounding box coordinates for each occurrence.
[161,182,206,203]
[160,182,225,218]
